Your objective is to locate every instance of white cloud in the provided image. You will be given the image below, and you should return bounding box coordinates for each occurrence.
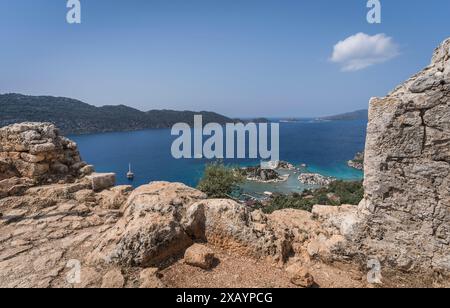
[331,33,400,72]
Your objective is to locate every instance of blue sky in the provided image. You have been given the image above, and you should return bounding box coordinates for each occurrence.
[1,0,449,117]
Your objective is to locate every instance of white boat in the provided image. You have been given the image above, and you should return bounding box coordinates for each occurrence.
[127,163,134,180]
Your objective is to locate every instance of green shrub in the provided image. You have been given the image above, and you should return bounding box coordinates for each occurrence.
[263,194,315,213]
[263,180,364,214]
[197,163,244,198]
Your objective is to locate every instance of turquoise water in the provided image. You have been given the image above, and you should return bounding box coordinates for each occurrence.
[71,119,366,192]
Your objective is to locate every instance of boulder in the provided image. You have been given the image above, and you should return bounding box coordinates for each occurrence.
[267,209,319,255]
[87,182,205,267]
[184,244,215,270]
[285,263,315,288]
[88,182,293,267]
[185,199,289,261]
[86,173,116,192]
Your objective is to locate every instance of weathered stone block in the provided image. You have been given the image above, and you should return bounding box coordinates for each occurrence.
[29,143,56,155]
[87,173,116,192]
[20,153,45,163]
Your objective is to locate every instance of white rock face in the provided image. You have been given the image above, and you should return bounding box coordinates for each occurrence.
[360,38,450,273]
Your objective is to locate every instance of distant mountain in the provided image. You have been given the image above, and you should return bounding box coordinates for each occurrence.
[0,94,237,134]
[318,109,368,121]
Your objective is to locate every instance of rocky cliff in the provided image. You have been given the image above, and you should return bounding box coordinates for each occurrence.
[359,38,450,274]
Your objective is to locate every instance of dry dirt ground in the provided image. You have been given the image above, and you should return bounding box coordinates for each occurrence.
[160,246,366,289]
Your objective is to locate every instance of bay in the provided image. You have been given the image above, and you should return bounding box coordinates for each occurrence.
[71,119,366,194]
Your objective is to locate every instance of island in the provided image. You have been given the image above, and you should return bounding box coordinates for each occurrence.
[347,151,364,170]
[317,109,368,121]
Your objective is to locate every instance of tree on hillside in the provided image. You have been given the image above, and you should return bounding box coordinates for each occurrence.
[197,163,244,199]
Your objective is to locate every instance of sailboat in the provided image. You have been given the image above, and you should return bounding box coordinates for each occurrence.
[127,163,135,180]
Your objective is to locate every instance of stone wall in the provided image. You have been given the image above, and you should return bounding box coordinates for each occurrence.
[0,122,86,185]
[360,38,450,273]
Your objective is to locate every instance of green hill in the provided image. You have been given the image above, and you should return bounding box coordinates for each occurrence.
[0,93,234,134]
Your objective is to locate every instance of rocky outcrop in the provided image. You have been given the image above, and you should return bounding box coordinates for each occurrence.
[87,182,206,267]
[358,38,450,274]
[87,182,294,267]
[186,199,292,262]
[0,179,130,287]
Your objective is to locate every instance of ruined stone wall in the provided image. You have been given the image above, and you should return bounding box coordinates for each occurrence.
[360,38,450,273]
[0,122,86,184]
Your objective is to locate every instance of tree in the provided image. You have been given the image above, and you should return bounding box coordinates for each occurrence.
[197,163,244,198]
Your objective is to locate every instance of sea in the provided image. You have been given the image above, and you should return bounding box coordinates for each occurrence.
[71,119,366,196]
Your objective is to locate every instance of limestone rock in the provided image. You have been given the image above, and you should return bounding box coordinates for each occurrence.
[0,122,86,185]
[88,182,206,267]
[98,185,133,209]
[86,173,116,192]
[267,209,321,258]
[185,199,287,261]
[312,205,362,238]
[358,37,450,273]
[20,153,45,163]
[285,263,315,288]
[184,244,215,270]
[29,143,56,155]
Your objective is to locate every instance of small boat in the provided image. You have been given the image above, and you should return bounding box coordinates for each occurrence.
[127,163,135,180]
